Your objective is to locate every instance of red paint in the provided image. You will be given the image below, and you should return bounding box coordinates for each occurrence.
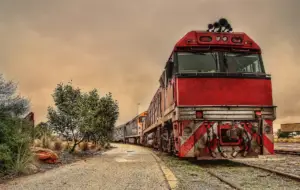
[263,135,274,154]
[176,78,273,106]
[174,31,260,50]
[180,123,207,157]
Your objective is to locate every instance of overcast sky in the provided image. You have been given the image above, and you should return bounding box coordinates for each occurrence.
[0,0,299,130]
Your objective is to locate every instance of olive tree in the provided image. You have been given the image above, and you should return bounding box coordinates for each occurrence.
[47,82,119,152]
[47,82,85,152]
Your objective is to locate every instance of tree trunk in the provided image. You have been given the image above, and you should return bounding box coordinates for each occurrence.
[69,142,77,153]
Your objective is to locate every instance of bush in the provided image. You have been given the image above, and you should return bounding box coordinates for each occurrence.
[62,141,71,151]
[50,135,58,142]
[34,139,42,147]
[96,146,102,151]
[9,143,33,175]
[0,117,33,175]
[53,140,63,151]
[41,136,51,149]
[89,143,96,150]
[0,144,12,172]
[79,142,89,151]
[0,74,33,175]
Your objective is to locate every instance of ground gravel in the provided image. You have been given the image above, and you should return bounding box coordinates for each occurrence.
[156,152,300,190]
[238,154,300,177]
[0,144,169,190]
[205,161,300,190]
[156,152,232,190]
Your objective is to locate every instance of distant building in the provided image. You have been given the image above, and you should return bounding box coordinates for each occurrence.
[280,123,300,133]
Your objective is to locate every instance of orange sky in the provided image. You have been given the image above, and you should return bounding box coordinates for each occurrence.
[0,0,299,131]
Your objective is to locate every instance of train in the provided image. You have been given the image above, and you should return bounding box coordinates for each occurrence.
[113,18,276,160]
[113,111,147,144]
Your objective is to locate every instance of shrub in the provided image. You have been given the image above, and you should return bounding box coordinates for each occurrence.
[53,140,63,151]
[89,143,96,150]
[62,141,71,151]
[79,142,89,151]
[50,135,58,142]
[96,146,102,151]
[0,75,33,175]
[34,139,42,147]
[0,144,12,172]
[9,143,33,175]
[0,118,33,175]
[41,136,51,149]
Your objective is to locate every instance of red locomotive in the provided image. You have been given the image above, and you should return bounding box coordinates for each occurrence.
[116,18,276,159]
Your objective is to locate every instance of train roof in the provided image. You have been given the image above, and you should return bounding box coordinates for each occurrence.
[167,30,261,62]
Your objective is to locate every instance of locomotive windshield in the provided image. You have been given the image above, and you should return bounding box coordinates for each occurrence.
[177,52,218,73]
[177,51,265,74]
[223,52,263,73]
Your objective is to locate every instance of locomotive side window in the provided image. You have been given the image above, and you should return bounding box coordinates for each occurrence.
[177,52,219,73]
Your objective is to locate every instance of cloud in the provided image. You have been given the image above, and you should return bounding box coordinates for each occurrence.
[0,0,299,129]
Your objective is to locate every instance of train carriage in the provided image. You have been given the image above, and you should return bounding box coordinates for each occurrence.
[114,111,148,144]
[113,124,126,142]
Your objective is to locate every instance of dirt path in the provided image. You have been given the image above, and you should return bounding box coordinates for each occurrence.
[1,144,169,190]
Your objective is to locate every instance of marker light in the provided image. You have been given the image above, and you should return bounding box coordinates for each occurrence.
[232,36,243,43]
[222,36,228,41]
[199,36,212,42]
[216,36,221,41]
[245,41,253,46]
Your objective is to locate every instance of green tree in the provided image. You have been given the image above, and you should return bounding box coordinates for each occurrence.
[0,74,29,117]
[92,92,119,145]
[47,82,85,153]
[34,122,52,139]
[277,129,290,138]
[47,82,119,152]
[79,90,119,145]
[0,74,32,174]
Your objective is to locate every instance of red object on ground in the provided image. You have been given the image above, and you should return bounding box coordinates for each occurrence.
[36,151,58,164]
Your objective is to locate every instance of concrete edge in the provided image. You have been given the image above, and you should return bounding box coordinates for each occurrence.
[151,152,178,190]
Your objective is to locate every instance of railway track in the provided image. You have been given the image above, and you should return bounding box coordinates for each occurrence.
[275,149,300,156]
[129,144,300,189]
[200,160,300,190]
